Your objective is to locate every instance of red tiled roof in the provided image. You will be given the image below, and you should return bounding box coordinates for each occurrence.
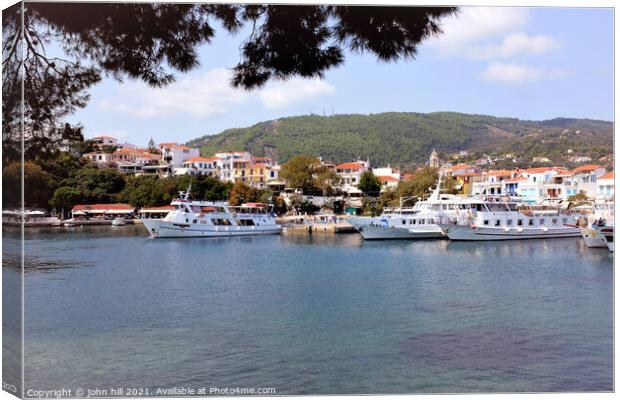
[483,169,512,177]
[378,175,399,182]
[336,162,364,170]
[159,142,179,147]
[251,163,268,169]
[184,156,215,163]
[92,135,116,139]
[505,177,527,182]
[73,203,134,211]
[572,164,603,173]
[445,163,472,172]
[599,171,614,180]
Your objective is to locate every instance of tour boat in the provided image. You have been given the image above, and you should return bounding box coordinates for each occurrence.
[141,187,281,238]
[439,199,581,241]
[347,174,462,240]
[600,226,614,252]
[578,202,614,248]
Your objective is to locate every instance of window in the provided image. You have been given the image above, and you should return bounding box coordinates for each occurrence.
[529,219,534,226]
[402,220,406,225]
[540,219,545,224]
[495,220,501,226]
[517,220,523,226]
[551,218,557,224]
[483,220,489,226]
[562,218,567,224]
[507,220,513,226]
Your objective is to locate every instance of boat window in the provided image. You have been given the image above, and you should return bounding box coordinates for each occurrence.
[540,218,545,224]
[483,220,489,225]
[507,220,513,226]
[562,218,567,224]
[495,220,501,226]
[237,219,255,226]
[193,219,197,224]
[551,218,558,224]
[412,220,416,224]
[429,219,435,224]
[517,219,523,226]
[402,220,406,225]
[419,220,424,225]
[528,219,534,226]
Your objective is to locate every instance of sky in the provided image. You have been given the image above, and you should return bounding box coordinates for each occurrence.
[65,6,614,147]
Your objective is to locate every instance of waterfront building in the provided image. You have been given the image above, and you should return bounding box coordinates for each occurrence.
[516,167,566,203]
[182,156,220,177]
[442,164,480,194]
[71,203,135,219]
[597,171,614,200]
[159,143,200,168]
[472,170,514,196]
[532,156,551,163]
[561,165,607,199]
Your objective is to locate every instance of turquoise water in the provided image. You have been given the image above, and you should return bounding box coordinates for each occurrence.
[4,225,613,394]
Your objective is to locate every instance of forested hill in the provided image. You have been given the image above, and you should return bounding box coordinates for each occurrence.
[186,112,613,166]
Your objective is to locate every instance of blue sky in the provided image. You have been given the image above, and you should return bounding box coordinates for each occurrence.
[66,6,614,147]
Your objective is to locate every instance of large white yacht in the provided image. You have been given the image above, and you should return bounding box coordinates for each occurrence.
[141,187,281,238]
[439,199,581,241]
[347,176,461,240]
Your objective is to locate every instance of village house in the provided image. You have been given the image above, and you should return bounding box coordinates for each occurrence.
[159,143,200,168]
[372,166,401,192]
[561,165,607,199]
[91,135,118,148]
[335,160,370,195]
[182,156,220,177]
[596,171,614,200]
[83,151,114,164]
[471,170,514,196]
[442,164,480,194]
[71,203,135,219]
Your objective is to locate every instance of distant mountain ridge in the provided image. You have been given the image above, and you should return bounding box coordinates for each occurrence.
[186,112,613,166]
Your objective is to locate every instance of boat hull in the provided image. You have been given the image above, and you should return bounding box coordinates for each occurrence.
[440,224,581,241]
[580,227,608,248]
[141,219,281,238]
[352,224,444,240]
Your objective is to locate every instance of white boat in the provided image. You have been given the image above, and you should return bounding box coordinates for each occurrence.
[141,187,281,238]
[347,174,478,240]
[112,217,129,226]
[439,200,581,241]
[600,226,614,252]
[578,202,614,248]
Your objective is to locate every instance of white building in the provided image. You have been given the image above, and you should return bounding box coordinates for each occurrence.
[335,160,369,194]
[159,143,200,168]
[91,136,118,148]
[182,156,220,177]
[597,171,614,200]
[214,151,253,182]
[429,149,440,168]
[562,165,607,199]
[516,167,566,203]
[83,151,113,164]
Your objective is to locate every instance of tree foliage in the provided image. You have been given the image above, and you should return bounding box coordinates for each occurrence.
[358,170,381,197]
[189,113,613,167]
[2,3,457,163]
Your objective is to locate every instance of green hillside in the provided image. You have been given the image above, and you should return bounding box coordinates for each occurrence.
[187,112,613,166]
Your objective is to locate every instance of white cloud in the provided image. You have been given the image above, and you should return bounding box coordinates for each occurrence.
[432,7,528,54]
[468,33,561,60]
[431,8,560,60]
[480,62,568,84]
[258,78,336,108]
[99,68,335,118]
